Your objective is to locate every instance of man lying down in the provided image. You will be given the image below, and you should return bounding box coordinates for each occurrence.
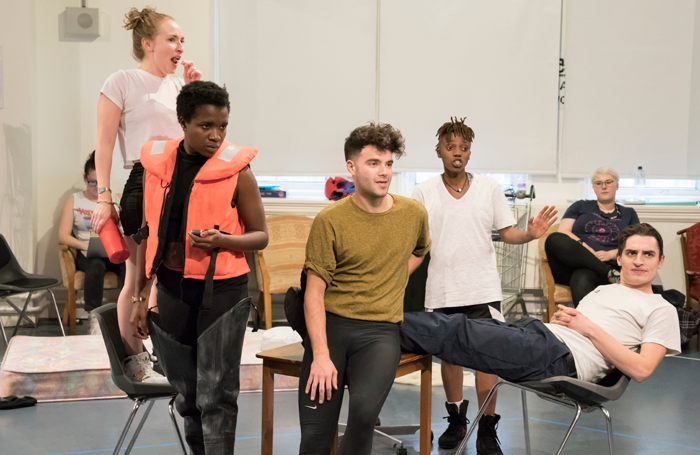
[401,223,681,385]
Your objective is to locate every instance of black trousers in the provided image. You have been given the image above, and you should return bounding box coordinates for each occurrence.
[74,251,123,312]
[298,312,401,455]
[149,266,250,455]
[544,233,619,307]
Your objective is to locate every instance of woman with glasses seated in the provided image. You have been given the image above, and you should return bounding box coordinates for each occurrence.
[58,151,123,317]
[544,166,639,307]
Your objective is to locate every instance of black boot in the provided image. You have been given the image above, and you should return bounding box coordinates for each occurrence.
[194,297,252,455]
[148,311,204,455]
[476,414,504,455]
[438,400,469,449]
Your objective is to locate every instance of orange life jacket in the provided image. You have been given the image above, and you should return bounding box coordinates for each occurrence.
[140,138,257,280]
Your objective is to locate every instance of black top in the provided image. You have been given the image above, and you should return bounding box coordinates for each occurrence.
[562,200,640,251]
[166,141,209,242]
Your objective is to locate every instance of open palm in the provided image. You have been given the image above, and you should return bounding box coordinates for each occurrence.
[527,206,558,239]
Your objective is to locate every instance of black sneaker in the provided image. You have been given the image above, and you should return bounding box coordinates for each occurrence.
[438,400,469,449]
[476,414,504,455]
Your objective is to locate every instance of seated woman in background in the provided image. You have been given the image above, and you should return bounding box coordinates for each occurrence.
[544,166,640,307]
[58,152,123,318]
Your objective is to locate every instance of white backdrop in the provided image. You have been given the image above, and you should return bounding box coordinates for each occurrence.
[561,0,700,179]
[218,0,562,175]
[379,0,561,173]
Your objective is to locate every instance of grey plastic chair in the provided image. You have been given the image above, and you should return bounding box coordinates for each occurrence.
[456,370,630,455]
[92,304,187,455]
[0,234,64,345]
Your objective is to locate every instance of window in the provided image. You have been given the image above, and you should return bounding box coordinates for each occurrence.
[584,178,700,203]
[400,172,530,197]
[256,176,329,201]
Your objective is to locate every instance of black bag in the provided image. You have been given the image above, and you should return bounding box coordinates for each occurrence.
[284,271,307,339]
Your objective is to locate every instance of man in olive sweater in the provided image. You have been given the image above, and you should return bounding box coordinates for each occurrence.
[298,122,431,455]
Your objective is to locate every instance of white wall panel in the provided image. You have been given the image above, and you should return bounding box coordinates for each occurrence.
[379,0,561,173]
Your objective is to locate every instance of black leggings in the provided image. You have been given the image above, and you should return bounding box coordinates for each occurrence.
[298,312,401,455]
[74,251,123,312]
[544,233,619,307]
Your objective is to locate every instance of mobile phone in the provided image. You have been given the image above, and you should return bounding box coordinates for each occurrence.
[191,229,202,236]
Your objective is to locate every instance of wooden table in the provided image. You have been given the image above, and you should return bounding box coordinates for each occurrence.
[256,342,432,455]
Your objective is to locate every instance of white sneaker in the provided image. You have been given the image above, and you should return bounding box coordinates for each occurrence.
[88,313,101,336]
[123,352,169,384]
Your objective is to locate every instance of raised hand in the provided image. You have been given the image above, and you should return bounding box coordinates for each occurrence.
[527,205,558,239]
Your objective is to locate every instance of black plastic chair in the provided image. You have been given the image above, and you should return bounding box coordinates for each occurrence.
[92,304,187,455]
[456,370,630,455]
[0,234,64,345]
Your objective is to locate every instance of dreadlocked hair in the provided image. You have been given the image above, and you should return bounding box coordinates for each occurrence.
[344,122,406,161]
[176,81,231,123]
[435,117,474,152]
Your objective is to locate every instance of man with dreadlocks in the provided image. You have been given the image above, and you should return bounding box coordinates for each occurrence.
[410,117,557,454]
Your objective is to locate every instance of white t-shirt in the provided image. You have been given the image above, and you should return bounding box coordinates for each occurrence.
[545,284,681,383]
[100,69,184,168]
[71,191,120,255]
[412,174,516,310]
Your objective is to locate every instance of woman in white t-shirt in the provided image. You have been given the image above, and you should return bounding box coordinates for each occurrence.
[58,152,123,317]
[90,7,201,384]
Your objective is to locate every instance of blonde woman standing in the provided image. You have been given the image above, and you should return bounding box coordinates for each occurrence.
[90,7,201,383]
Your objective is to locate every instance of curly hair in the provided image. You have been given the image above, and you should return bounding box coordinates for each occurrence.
[617,223,664,257]
[123,7,174,62]
[344,122,405,161]
[176,81,231,123]
[435,117,475,152]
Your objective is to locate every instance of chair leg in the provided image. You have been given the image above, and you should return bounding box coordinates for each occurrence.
[124,399,155,455]
[555,402,582,455]
[455,381,504,455]
[264,289,272,330]
[0,316,7,346]
[599,406,615,455]
[113,398,144,455]
[521,389,531,455]
[168,395,188,455]
[47,289,65,337]
[11,292,34,338]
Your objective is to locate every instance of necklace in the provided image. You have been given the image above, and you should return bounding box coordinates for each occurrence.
[442,173,468,193]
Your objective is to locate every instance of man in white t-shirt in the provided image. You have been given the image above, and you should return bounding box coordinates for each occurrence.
[401,223,681,453]
[411,117,557,454]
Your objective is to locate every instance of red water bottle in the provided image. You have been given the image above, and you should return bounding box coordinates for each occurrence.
[99,218,130,263]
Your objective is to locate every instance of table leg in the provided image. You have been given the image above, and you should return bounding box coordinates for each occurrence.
[419,357,432,455]
[330,426,339,455]
[261,363,275,455]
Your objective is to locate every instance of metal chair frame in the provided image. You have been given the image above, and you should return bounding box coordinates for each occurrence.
[456,372,629,455]
[113,394,186,455]
[92,304,187,455]
[0,234,65,345]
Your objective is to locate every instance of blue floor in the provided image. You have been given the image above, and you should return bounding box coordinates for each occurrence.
[2,320,699,455]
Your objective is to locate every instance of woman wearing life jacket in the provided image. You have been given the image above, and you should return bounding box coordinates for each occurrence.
[131,81,268,455]
[91,7,202,384]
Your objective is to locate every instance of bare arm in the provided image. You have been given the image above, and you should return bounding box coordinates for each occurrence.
[58,196,89,251]
[556,218,597,254]
[92,94,122,233]
[498,205,558,245]
[303,270,337,404]
[188,167,269,252]
[550,305,667,382]
[408,254,425,275]
[130,176,151,340]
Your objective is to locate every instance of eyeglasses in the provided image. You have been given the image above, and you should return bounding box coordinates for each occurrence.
[593,180,615,188]
[87,180,98,187]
